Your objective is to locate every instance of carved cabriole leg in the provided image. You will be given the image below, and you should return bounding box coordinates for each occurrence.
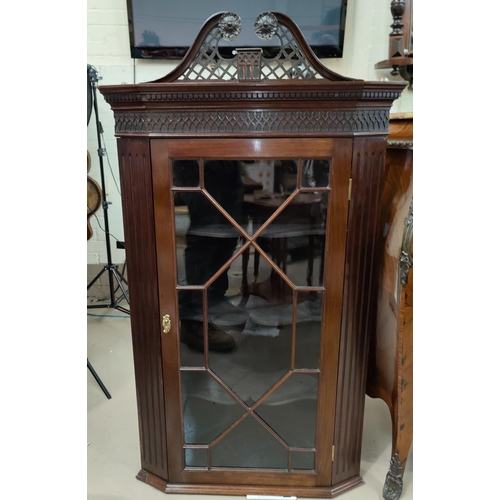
[383,453,404,500]
[383,203,413,500]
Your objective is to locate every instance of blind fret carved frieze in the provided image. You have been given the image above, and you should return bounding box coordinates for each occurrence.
[113,108,390,136]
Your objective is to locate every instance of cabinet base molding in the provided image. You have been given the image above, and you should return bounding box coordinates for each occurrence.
[136,469,364,498]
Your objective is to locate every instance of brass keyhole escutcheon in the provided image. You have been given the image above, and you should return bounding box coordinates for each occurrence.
[162,314,171,334]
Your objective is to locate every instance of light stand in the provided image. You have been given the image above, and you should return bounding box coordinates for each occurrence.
[87,359,112,399]
[87,65,130,315]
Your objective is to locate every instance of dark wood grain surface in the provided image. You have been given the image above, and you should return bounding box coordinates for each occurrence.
[117,137,169,481]
[100,11,405,498]
[332,137,388,485]
[366,116,413,499]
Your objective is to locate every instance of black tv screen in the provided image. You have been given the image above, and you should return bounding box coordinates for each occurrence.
[127,0,348,60]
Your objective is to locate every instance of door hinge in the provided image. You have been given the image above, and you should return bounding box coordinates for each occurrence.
[332,445,335,461]
[348,178,352,201]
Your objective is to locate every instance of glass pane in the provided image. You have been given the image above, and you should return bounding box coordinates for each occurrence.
[255,374,318,448]
[209,311,292,407]
[211,415,288,469]
[273,160,298,195]
[180,324,206,364]
[175,188,247,354]
[301,159,330,188]
[241,160,275,192]
[179,290,206,364]
[185,447,207,468]
[174,191,242,287]
[203,160,247,229]
[291,451,315,470]
[295,291,323,370]
[173,160,200,187]
[173,157,328,463]
[242,160,293,237]
[256,193,329,287]
[182,371,245,445]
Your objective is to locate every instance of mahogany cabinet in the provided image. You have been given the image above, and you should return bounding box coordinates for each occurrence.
[366,115,413,500]
[99,12,405,498]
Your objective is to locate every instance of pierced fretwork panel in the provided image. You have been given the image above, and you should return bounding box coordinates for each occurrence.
[178,25,238,81]
[176,12,321,82]
[260,23,320,80]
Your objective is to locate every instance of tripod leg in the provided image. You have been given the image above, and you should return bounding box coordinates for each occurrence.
[111,268,130,305]
[115,269,128,286]
[87,266,107,291]
[87,359,112,399]
[111,265,129,307]
[87,264,131,313]
[117,261,128,285]
[110,268,130,314]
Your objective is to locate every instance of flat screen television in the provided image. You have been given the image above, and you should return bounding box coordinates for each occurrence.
[126,0,348,60]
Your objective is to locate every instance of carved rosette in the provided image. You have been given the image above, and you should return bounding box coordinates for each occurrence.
[254,12,278,40]
[383,454,405,500]
[218,12,242,41]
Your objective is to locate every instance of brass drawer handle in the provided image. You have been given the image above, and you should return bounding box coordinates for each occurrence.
[162,314,171,334]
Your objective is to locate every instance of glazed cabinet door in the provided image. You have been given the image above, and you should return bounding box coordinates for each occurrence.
[151,138,351,489]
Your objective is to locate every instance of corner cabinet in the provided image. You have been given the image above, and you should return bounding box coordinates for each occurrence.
[99,12,405,498]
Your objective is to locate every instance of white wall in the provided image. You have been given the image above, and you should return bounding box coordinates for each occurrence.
[87,0,413,265]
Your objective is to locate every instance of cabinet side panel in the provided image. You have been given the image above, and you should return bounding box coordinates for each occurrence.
[332,137,387,485]
[117,137,168,480]
[366,147,413,410]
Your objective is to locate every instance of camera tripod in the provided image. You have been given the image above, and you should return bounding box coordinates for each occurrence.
[86,65,129,315]
[87,358,112,399]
